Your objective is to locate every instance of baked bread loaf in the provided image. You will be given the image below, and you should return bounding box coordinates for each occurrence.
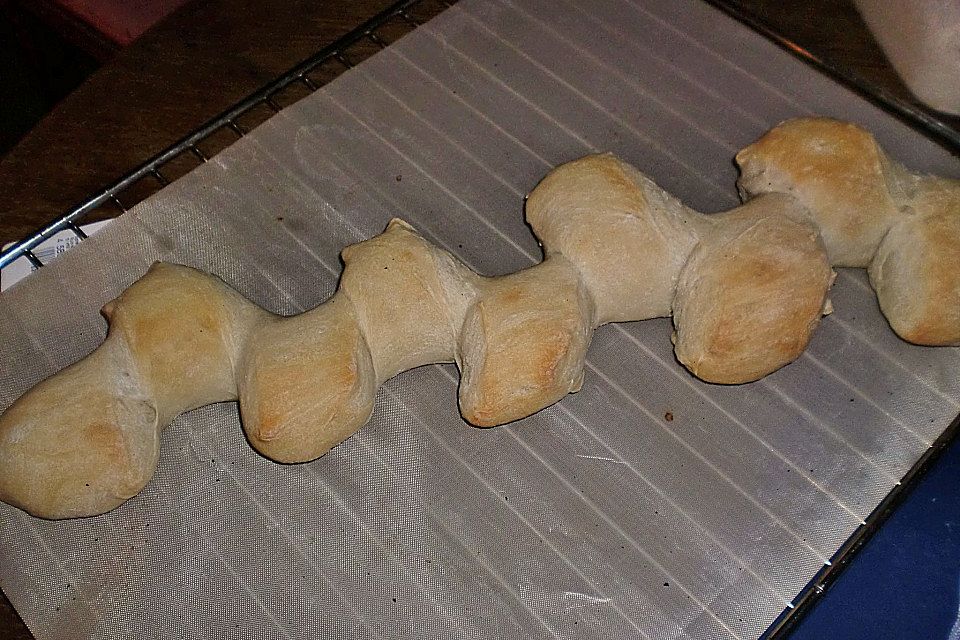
[736,116,960,345]
[0,154,833,519]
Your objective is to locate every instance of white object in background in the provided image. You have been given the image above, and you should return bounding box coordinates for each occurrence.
[854,0,960,115]
[0,220,112,292]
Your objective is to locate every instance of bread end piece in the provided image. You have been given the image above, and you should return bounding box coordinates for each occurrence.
[869,208,960,346]
[0,341,159,519]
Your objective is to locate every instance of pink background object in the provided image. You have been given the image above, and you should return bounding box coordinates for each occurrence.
[55,0,192,45]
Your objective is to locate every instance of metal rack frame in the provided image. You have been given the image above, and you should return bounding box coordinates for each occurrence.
[2,1,959,638]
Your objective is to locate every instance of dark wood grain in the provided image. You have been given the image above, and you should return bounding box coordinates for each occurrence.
[0,0,948,637]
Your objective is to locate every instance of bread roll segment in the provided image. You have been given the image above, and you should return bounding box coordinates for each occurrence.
[525,153,702,323]
[869,209,960,345]
[458,255,594,427]
[672,193,833,383]
[735,117,900,266]
[238,294,377,464]
[737,116,960,345]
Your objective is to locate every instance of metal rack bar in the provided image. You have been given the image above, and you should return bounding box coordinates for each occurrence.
[64,221,87,239]
[150,169,171,186]
[5,0,959,274]
[22,251,42,269]
[398,9,422,27]
[334,51,355,68]
[366,30,390,49]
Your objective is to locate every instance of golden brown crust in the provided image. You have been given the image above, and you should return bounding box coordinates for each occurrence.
[738,117,960,346]
[673,194,832,383]
[239,298,377,463]
[108,263,245,422]
[458,257,593,426]
[339,218,473,381]
[0,263,265,519]
[527,153,700,324]
[870,210,960,345]
[528,155,833,385]
[735,117,900,267]
[0,340,159,519]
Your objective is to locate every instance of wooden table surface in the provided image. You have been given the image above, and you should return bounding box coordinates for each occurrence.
[0,0,955,636]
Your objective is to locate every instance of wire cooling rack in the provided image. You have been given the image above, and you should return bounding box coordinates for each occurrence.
[1,2,959,639]
[0,0,452,271]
